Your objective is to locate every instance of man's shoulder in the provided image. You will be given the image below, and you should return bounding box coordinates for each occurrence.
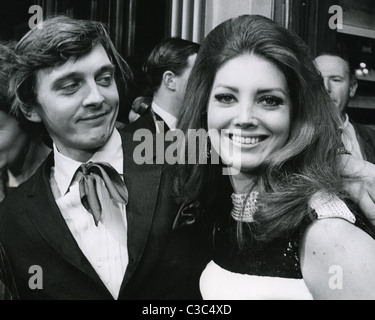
[121,108,155,134]
[351,120,375,137]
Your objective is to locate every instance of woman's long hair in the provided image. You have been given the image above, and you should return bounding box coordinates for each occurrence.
[174,14,346,245]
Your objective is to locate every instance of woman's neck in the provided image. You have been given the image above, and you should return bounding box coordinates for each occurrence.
[229,169,258,194]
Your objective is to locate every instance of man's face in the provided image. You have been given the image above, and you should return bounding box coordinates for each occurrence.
[32,44,119,162]
[315,55,357,117]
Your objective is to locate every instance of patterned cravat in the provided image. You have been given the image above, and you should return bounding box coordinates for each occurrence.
[76,162,128,226]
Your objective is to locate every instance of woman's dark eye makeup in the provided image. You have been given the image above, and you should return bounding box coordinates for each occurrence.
[259,96,284,106]
[214,93,284,107]
[214,93,236,104]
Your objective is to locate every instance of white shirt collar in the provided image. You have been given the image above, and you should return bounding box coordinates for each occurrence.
[151,101,178,130]
[340,113,364,159]
[6,170,21,188]
[53,128,123,196]
[340,113,350,130]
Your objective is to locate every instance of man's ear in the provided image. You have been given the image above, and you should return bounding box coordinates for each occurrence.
[162,71,176,91]
[349,76,358,98]
[19,105,43,123]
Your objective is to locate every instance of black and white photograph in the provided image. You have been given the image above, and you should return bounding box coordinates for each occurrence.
[1,0,375,306]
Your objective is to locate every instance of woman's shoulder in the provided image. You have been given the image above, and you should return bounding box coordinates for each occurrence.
[303,191,375,263]
[302,214,372,250]
[300,194,375,299]
[306,191,375,241]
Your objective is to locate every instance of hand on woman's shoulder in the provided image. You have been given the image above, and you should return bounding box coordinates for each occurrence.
[300,217,375,300]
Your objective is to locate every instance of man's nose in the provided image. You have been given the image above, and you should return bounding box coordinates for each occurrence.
[324,78,332,93]
[82,81,105,107]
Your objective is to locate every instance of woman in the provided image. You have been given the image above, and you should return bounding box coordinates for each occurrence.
[174,15,375,300]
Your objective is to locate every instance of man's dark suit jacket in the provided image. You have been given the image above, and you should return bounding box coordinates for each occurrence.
[0,127,210,300]
[131,106,171,133]
[352,120,375,164]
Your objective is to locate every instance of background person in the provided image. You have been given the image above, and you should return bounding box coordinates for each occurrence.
[0,41,50,300]
[0,42,50,204]
[315,52,375,163]
[130,37,200,132]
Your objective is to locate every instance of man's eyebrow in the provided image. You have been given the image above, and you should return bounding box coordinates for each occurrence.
[327,74,344,78]
[51,72,82,91]
[95,64,116,76]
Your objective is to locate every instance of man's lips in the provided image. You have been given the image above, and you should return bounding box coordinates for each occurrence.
[79,112,108,121]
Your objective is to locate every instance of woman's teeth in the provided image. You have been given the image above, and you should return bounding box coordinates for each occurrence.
[232,135,261,145]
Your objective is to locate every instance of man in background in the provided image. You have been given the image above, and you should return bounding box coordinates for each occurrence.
[129,37,199,132]
[315,52,375,163]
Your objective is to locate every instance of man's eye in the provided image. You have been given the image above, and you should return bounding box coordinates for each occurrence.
[214,93,236,104]
[259,96,283,107]
[97,74,114,86]
[60,82,80,94]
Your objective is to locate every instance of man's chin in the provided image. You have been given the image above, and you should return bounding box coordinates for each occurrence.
[74,128,113,151]
[87,134,112,149]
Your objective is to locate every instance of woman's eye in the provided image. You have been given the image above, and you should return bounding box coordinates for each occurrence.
[214,93,236,104]
[259,96,283,107]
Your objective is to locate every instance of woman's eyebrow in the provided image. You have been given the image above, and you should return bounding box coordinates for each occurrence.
[257,88,287,95]
[212,85,239,93]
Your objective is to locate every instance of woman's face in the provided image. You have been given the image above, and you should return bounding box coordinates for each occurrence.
[207,54,292,173]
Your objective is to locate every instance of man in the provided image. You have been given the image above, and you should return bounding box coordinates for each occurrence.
[315,53,375,163]
[0,16,205,300]
[130,37,199,132]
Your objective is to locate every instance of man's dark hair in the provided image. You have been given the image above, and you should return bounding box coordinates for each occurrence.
[316,50,356,77]
[10,15,132,117]
[142,37,200,92]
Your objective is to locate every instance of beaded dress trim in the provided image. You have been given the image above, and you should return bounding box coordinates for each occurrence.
[309,192,356,223]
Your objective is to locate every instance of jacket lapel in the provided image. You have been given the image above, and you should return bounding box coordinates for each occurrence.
[118,128,163,290]
[351,120,375,163]
[26,129,165,295]
[138,107,171,133]
[25,154,110,292]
